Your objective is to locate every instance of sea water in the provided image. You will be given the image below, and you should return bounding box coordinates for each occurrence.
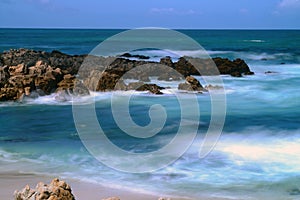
[0,29,299,199]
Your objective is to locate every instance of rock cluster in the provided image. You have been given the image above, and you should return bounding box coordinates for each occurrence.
[0,48,254,101]
[14,178,75,200]
[0,49,87,101]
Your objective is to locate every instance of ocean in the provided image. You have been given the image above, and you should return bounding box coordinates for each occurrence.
[0,29,300,199]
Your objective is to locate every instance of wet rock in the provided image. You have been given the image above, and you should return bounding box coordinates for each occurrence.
[0,48,254,101]
[174,57,199,77]
[14,178,75,200]
[265,71,277,74]
[160,56,174,68]
[120,53,150,60]
[230,71,242,77]
[213,57,254,76]
[136,83,165,95]
[0,49,85,101]
[127,82,164,94]
[178,76,205,92]
[288,188,300,196]
[97,72,122,91]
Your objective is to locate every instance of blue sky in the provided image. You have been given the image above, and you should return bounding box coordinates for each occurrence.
[0,0,299,29]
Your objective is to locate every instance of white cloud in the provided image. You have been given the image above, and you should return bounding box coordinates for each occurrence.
[150,8,196,15]
[278,0,300,7]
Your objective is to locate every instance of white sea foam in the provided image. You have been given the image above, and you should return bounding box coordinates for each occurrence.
[243,39,265,43]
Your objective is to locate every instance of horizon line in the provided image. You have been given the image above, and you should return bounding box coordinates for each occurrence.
[0,27,300,31]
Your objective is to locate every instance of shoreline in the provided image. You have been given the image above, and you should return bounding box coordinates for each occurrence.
[1,173,233,200]
[1,173,182,200]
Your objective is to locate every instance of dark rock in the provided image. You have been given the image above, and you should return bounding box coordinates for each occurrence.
[136,83,164,95]
[160,56,174,67]
[265,71,277,74]
[178,76,205,92]
[244,71,255,75]
[213,57,254,76]
[126,82,164,94]
[230,71,242,77]
[96,72,122,91]
[288,188,300,196]
[120,53,150,60]
[0,48,254,101]
[174,57,199,77]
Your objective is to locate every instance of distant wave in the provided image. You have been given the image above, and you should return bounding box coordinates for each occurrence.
[243,39,265,43]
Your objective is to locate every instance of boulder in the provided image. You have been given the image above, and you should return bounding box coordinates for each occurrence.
[14,178,75,200]
[178,76,205,92]
[136,83,165,95]
[212,57,254,76]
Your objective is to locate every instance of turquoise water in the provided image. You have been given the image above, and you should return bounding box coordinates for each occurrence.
[0,29,300,199]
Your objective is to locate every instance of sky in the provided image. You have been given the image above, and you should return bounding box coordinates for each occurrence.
[0,0,299,29]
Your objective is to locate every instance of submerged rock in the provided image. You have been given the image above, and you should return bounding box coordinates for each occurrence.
[288,188,300,196]
[120,53,150,60]
[14,178,75,200]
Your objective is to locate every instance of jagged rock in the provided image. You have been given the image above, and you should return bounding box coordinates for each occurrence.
[126,82,164,94]
[174,57,199,77]
[0,49,254,101]
[14,178,75,200]
[94,71,121,91]
[213,57,254,76]
[160,56,174,67]
[178,76,205,92]
[136,83,164,95]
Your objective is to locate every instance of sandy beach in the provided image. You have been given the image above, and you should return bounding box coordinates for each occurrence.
[0,173,235,200]
[0,173,180,200]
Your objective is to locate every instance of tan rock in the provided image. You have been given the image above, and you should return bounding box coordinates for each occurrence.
[102,197,120,200]
[14,178,75,200]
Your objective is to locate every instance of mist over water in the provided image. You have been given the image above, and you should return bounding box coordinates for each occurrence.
[0,29,299,199]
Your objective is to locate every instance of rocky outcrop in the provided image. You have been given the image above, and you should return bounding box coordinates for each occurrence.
[178,76,205,92]
[0,48,254,101]
[212,57,254,77]
[14,178,75,200]
[0,49,87,101]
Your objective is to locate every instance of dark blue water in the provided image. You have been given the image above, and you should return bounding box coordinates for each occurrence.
[0,29,299,199]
